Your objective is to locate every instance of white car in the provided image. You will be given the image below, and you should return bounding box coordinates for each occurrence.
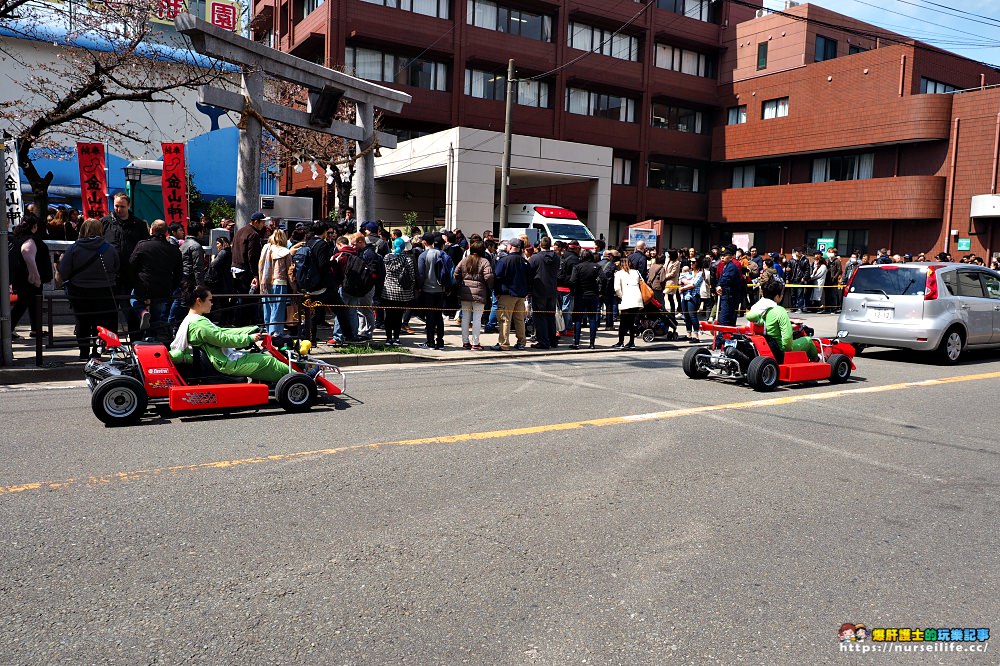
[837,262,1000,363]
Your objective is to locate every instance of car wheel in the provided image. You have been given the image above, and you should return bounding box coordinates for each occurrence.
[641,329,655,343]
[276,372,317,412]
[91,376,148,426]
[936,327,964,365]
[682,347,711,379]
[828,353,852,384]
[852,343,866,355]
[746,356,780,392]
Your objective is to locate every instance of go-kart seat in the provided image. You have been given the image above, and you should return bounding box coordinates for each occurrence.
[176,347,248,385]
[763,335,785,364]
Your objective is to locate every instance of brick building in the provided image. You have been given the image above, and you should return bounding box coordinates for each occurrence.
[252,0,1000,257]
[709,4,1000,258]
[250,0,761,246]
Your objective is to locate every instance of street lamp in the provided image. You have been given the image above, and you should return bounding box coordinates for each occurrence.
[123,166,142,214]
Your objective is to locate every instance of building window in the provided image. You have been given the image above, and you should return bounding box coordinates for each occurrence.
[806,229,869,254]
[346,47,448,91]
[565,87,636,122]
[643,0,717,23]
[761,97,788,119]
[516,79,551,108]
[612,157,634,185]
[920,77,957,94]
[756,42,767,70]
[568,22,640,62]
[465,69,551,106]
[651,103,705,133]
[727,105,746,125]
[811,153,874,182]
[655,44,716,78]
[360,0,450,19]
[648,162,701,192]
[848,44,867,55]
[815,35,837,62]
[732,163,781,188]
[464,68,507,101]
[467,0,552,41]
[300,0,323,18]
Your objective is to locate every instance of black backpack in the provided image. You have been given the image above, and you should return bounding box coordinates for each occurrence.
[343,252,378,297]
[293,238,326,294]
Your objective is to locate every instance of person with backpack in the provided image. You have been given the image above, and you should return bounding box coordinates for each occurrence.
[343,232,383,340]
[55,218,119,359]
[415,232,454,349]
[381,244,415,345]
[293,222,355,344]
[329,234,364,343]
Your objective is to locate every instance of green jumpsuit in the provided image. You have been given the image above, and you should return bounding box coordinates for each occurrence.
[745,300,818,361]
[169,315,290,383]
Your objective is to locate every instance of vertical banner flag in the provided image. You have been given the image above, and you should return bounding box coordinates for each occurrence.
[161,142,188,231]
[76,142,108,220]
[3,140,24,230]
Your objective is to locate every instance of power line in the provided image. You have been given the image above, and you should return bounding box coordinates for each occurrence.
[741,0,1000,69]
[843,0,1000,46]
[904,0,1000,29]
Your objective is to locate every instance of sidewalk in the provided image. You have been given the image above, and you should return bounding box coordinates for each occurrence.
[0,312,844,385]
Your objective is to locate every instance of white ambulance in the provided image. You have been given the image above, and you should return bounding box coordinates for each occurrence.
[495,204,597,250]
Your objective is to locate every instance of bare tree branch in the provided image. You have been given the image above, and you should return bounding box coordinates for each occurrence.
[1,1,227,214]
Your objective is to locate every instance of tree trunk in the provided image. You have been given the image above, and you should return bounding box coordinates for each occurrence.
[17,139,53,225]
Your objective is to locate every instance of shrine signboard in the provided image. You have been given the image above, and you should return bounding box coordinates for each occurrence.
[161,142,188,230]
[76,142,108,220]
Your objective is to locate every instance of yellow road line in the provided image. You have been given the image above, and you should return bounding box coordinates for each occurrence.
[3,369,1000,497]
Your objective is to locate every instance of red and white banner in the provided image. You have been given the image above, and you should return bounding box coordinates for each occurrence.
[76,142,108,220]
[161,142,188,231]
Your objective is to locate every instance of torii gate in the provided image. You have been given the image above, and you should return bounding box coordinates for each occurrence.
[174,14,411,227]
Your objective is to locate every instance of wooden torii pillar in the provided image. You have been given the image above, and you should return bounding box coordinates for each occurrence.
[174,14,410,228]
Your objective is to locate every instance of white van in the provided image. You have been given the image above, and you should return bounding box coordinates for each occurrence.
[496,204,597,250]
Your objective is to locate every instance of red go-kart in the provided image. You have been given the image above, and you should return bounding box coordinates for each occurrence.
[682,320,856,391]
[85,327,345,426]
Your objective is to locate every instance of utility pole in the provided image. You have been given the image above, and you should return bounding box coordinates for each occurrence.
[0,141,13,366]
[499,58,515,229]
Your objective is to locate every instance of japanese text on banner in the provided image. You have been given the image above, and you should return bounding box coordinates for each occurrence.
[3,140,24,230]
[76,142,108,220]
[161,142,188,231]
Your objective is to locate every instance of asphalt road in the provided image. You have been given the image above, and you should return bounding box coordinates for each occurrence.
[1,345,998,664]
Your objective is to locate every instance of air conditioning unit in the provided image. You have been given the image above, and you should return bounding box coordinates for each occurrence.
[259,195,313,225]
[783,0,799,9]
[755,8,767,18]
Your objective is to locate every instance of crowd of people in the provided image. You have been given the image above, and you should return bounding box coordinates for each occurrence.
[7,194,1000,358]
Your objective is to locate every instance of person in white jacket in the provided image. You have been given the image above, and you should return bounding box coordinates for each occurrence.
[258,228,293,334]
[613,259,644,349]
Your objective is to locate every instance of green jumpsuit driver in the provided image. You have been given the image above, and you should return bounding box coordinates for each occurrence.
[745,297,819,361]
[169,315,290,383]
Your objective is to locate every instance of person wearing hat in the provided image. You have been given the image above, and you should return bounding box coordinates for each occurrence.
[491,237,530,351]
[230,211,267,325]
[715,246,744,328]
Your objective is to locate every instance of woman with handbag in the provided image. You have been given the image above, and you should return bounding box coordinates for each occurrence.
[56,218,120,359]
[612,257,644,350]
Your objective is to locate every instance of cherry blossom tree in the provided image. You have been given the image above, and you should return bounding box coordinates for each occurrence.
[0,1,226,216]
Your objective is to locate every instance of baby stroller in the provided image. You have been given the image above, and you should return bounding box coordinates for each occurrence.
[635,296,679,343]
